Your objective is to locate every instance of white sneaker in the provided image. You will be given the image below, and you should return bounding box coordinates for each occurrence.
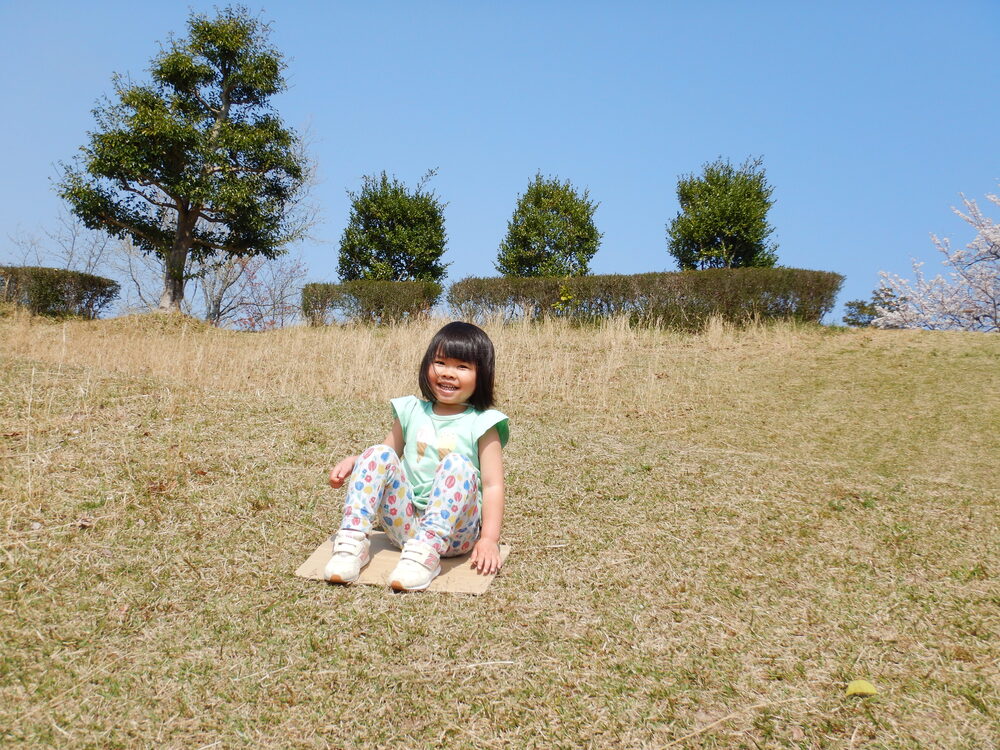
[388,540,441,592]
[324,530,370,583]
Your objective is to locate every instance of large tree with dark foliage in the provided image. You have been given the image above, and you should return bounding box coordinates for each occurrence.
[59,6,308,312]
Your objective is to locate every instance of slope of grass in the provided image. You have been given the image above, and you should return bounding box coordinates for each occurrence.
[1,313,997,747]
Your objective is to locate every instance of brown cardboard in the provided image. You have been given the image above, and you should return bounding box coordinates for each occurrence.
[295,531,510,594]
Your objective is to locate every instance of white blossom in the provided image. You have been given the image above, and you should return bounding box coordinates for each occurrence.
[875,189,1000,332]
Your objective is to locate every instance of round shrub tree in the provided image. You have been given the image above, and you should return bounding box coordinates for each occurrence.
[496,173,601,277]
[667,156,778,270]
[337,171,448,282]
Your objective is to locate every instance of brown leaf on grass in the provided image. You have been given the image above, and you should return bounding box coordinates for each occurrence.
[947,646,976,663]
[110,604,130,623]
[73,517,94,529]
[147,479,178,495]
[873,630,900,643]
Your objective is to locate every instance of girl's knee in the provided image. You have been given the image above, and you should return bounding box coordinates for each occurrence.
[436,452,475,474]
[361,444,398,462]
[355,445,401,479]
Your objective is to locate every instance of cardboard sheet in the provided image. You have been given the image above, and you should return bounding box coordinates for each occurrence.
[295,531,510,594]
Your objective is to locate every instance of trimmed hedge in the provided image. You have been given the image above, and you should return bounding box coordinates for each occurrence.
[447,268,844,328]
[302,280,443,325]
[0,265,120,319]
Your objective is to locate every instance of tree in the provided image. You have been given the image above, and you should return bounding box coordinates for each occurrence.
[9,210,115,276]
[337,171,448,282]
[196,253,306,329]
[495,173,601,277]
[58,6,308,313]
[107,235,306,327]
[874,188,1000,332]
[843,288,903,328]
[666,156,778,270]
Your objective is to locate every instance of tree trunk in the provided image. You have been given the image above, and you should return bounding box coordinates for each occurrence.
[158,213,194,312]
[205,292,222,326]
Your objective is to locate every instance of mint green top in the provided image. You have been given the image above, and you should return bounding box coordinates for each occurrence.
[390,395,510,509]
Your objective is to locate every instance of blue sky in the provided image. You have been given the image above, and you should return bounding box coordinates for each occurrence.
[2,1,998,320]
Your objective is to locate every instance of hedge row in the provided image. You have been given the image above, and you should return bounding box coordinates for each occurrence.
[303,268,843,328]
[447,268,844,328]
[302,280,443,325]
[0,266,120,319]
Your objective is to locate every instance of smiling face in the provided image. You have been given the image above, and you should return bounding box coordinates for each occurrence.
[418,322,496,411]
[426,351,477,414]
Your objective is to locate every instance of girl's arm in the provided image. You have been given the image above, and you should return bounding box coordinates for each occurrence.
[329,419,404,488]
[470,427,505,574]
[383,418,404,457]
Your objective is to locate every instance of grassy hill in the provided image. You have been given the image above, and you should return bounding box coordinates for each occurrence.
[1,312,997,747]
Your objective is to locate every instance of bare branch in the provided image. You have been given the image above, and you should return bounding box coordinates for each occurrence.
[118,181,178,210]
[191,89,219,116]
[94,212,164,248]
[6,229,47,266]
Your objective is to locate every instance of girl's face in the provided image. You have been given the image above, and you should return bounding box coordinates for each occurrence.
[426,351,477,411]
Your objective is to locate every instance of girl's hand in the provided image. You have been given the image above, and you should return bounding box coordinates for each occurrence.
[329,456,358,489]
[470,538,502,575]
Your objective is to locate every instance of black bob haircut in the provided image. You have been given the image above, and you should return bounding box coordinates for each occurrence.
[419,321,496,411]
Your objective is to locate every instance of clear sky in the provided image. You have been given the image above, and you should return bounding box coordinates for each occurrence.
[2,0,998,320]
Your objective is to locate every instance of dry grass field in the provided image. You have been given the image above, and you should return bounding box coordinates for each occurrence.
[1,309,997,748]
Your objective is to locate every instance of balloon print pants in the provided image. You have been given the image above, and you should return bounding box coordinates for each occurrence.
[339,444,481,557]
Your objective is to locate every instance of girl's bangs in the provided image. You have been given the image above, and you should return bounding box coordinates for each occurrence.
[435,336,480,364]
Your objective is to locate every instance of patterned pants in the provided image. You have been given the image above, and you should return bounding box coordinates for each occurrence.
[339,444,481,557]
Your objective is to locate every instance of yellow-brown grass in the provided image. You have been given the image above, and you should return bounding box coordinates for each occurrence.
[2,311,997,747]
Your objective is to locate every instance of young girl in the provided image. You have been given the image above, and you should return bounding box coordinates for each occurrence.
[325,321,509,591]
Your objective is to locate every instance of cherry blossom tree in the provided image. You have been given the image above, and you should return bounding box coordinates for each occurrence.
[874,189,1000,332]
[197,253,306,329]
